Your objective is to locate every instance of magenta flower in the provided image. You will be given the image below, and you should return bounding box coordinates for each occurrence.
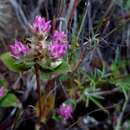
[48,41,68,59]
[10,40,29,59]
[0,87,4,97]
[33,16,51,34]
[52,31,68,43]
[58,103,73,120]
[48,31,68,59]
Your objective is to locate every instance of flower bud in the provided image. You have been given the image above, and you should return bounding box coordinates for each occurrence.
[9,40,29,59]
[58,103,73,120]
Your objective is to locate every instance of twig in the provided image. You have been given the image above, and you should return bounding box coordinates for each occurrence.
[77,1,88,41]
[72,47,86,72]
[103,0,116,17]
[115,92,130,130]
[67,0,78,29]
[88,88,119,96]
[9,0,30,33]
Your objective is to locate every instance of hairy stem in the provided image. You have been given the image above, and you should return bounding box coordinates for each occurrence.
[35,64,42,121]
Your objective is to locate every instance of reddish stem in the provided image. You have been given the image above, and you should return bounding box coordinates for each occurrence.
[67,0,78,29]
[35,64,42,121]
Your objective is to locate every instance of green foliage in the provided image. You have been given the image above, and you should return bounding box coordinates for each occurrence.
[85,67,107,89]
[53,60,70,73]
[123,0,130,9]
[40,60,70,81]
[0,92,19,108]
[76,47,130,110]
[83,88,104,108]
[115,0,130,10]
[39,60,70,73]
[126,120,130,130]
[0,52,30,72]
[52,113,61,121]
[110,48,130,99]
[111,76,130,99]
[0,80,4,86]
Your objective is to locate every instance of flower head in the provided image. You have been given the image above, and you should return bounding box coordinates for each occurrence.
[33,16,51,34]
[58,103,73,120]
[48,31,68,59]
[52,31,68,44]
[48,41,68,59]
[0,87,4,97]
[10,40,29,59]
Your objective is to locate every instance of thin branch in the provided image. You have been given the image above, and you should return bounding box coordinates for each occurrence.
[115,92,130,130]
[77,2,88,41]
[9,0,30,33]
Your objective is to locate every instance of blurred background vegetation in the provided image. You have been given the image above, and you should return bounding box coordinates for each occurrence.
[1,0,130,130]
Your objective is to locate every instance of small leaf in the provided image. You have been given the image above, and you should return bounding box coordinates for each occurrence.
[54,61,70,73]
[0,80,4,86]
[40,61,70,79]
[51,113,61,121]
[0,92,18,107]
[0,52,30,72]
[40,72,50,81]
[50,60,63,69]
[59,74,68,81]
[89,96,107,112]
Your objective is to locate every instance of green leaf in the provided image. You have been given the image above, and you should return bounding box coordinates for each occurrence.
[0,52,30,72]
[59,74,68,81]
[0,80,4,86]
[0,92,18,107]
[112,76,130,99]
[40,60,70,74]
[123,0,130,9]
[52,114,61,121]
[89,96,107,112]
[54,61,70,73]
[40,61,70,81]
[126,120,130,130]
[40,72,50,81]
[40,61,70,82]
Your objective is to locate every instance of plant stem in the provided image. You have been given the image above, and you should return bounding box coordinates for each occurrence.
[35,64,42,121]
[115,92,130,130]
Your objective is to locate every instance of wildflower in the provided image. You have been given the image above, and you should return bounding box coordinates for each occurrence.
[48,41,68,59]
[58,103,73,120]
[48,31,68,59]
[33,16,51,34]
[52,31,68,44]
[0,87,4,97]
[10,40,29,59]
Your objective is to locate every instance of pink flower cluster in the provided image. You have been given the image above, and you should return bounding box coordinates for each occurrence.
[48,41,68,59]
[10,40,29,59]
[33,16,51,34]
[58,103,73,120]
[48,31,68,59]
[33,16,68,59]
[52,31,68,44]
[9,16,68,60]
